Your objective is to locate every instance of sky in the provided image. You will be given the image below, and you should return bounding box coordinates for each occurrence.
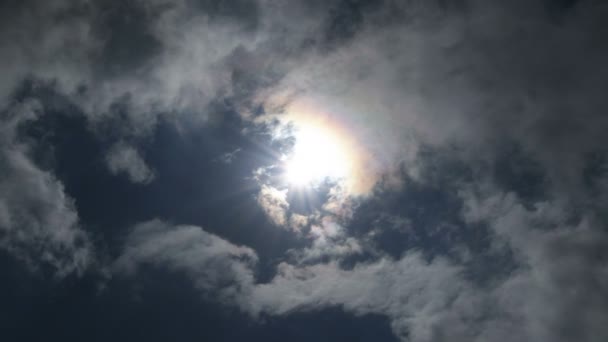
[1,0,608,341]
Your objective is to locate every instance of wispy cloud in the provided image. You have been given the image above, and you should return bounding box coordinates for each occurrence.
[0,100,92,277]
[106,142,155,184]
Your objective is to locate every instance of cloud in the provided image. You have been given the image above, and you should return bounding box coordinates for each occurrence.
[0,99,92,276]
[248,254,481,342]
[114,219,257,302]
[461,185,608,342]
[257,0,608,198]
[257,185,289,226]
[72,0,338,135]
[0,0,103,108]
[115,165,608,342]
[215,147,242,164]
[2,1,608,341]
[3,1,606,196]
[113,218,478,341]
[114,187,608,342]
[288,218,364,263]
[105,142,155,184]
[0,0,277,136]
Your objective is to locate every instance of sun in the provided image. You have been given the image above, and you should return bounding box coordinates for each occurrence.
[270,97,375,195]
[284,123,351,187]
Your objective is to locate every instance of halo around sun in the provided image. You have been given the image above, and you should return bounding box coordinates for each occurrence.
[275,99,374,195]
[284,123,351,187]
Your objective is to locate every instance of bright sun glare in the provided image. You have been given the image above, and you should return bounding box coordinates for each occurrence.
[284,124,351,187]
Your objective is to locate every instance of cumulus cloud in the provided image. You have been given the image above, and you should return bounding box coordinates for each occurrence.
[114,217,486,341]
[2,1,608,341]
[288,219,364,263]
[461,187,608,342]
[105,142,155,184]
[257,185,289,226]
[3,1,606,194]
[115,218,480,341]
[0,0,97,106]
[115,190,608,342]
[114,219,257,302]
[257,0,608,198]
[115,159,608,342]
[0,100,92,276]
[0,0,297,137]
[249,254,477,341]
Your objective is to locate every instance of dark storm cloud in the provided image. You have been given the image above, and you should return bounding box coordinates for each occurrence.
[1,1,608,342]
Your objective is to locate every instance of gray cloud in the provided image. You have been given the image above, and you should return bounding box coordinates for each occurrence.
[114,219,258,302]
[109,151,608,342]
[0,0,367,138]
[254,257,474,341]
[3,0,605,187]
[2,1,608,341]
[105,142,155,184]
[257,185,289,227]
[114,218,478,341]
[0,0,97,106]
[115,187,608,342]
[0,99,92,276]
[257,0,608,199]
[114,216,492,341]
[461,187,608,342]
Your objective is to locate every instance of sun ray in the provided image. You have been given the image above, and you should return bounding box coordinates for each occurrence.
[283,123,351,187]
